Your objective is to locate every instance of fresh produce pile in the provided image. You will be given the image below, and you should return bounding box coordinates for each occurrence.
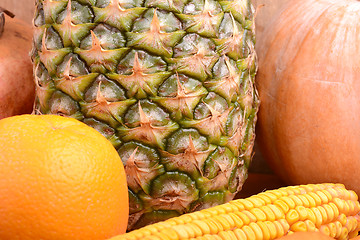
[0,0,359,239]
[30,0,259,231]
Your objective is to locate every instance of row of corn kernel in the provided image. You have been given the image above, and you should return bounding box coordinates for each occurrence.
[111,184,360,240]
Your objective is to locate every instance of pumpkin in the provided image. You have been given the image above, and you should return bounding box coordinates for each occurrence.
[255,0,360,194]
[0,9,35,119]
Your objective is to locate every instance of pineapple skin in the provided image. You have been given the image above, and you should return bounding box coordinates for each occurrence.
[31,0,259,230]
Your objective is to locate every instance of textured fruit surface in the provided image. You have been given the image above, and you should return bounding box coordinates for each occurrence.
[277,231,336,240]
[0,114,128,240]
[31,0,259,230]
[0,13,35,119]
[109,183,360,240]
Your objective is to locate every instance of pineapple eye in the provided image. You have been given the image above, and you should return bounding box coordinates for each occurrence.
[56,1,94,24]
[84,75,126,102]
[56,53,89,77]
[166,128,209,154]
[49,91,82,119]
[44,27,63,50]
[80,24,126,50]
[194,92,228,120]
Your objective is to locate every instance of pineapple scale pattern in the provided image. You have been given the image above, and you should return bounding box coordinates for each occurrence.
[31,0,259,230]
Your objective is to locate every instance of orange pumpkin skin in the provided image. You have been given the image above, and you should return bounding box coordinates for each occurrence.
[0,14,35,119]
[277,232,335,240]
[255,0,360,194]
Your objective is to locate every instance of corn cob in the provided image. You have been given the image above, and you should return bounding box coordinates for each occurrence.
[109,183,360,240]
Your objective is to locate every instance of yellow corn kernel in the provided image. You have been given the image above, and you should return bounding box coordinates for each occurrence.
[322,204,335,223]
[316,190,331,204]
[204,219,222,234]
[325,222,337,238]
[329,202,340,218]
[221,203,238,214]
[273,220,287,238]
[259,205,276,222]
[317,205,329,224]
[349,190,358,201]
[203,234,221,240]
[261,192,279,203]
[257,221,271,240]
[143,235,162,240]
[282,187,295,196]
[267,204,285,219]
[269,188,288,198]
[354,201,360,214]
[189,212,207,221]
[169,217,185,225]
[256,193,273,205]
[264,221,278,239]
[290,221,308,232]
[308,192,323,206]
[242,210,257,223]
[236,199,255,210]
[213,215,232,230]
[233,228,247,240]
[274,199,290,214]
[296,194,310,207]
[218,231,237,240]
[234,211,251,225]
[288,195,303,206]
[249,208,267,222]
[294,205,308,221]
[278,218,291,233]
[333,221,344,239]
[242,225,256,239]
[110,184,360,240]
[303,193,317,207]
[186,223,204,238]
[229,201,245,212]
[347,200,357,215]
[336,187,352,200]
[249,222,264,239]
[319,225,331,237]
[337,214,348,226]
[192,220,211,235]
[248,196,266,208]
[286,209,300,225]
[344,216,359,233]
[281,196,297,210]
[302,184,316,192]
[326,187,340,198]
[288,186,302,195]
[205,207,222,217]
[304,219,316,232]
[310,207,324,227]
[152,231,173,240]
[172,225,190,239]
[338,227,349,240]
[124,231,143,239]
[155,229,178,240]
[227,213,244,228]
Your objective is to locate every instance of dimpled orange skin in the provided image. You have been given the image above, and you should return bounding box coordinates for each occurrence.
[0,114,128,240]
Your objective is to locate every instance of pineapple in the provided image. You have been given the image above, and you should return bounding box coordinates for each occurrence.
[31,0,259,230]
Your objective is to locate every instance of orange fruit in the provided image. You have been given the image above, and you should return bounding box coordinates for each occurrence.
[0,114,128,240]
